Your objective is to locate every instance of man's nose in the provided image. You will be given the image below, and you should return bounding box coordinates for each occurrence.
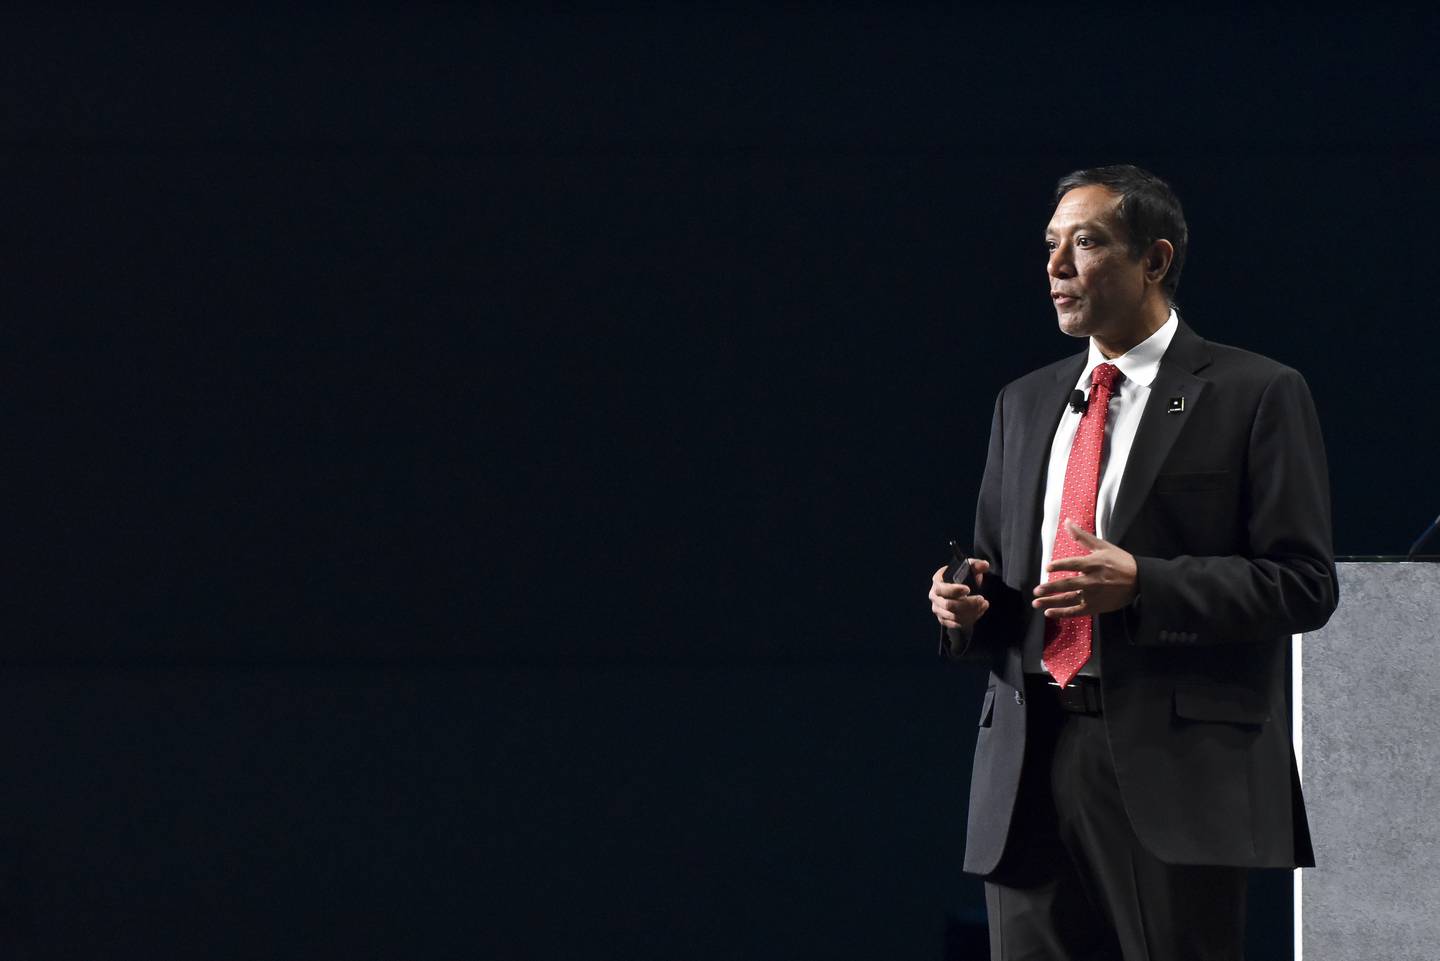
[1047,246,1075,278]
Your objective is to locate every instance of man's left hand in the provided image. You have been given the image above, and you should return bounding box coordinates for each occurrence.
[1032,520,1138,618]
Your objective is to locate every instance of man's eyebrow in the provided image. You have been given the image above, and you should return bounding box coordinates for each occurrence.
[1046,220,1108,235]
[1048,223,1111,242]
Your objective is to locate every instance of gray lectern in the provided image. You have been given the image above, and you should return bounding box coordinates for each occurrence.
[1296,560,1440,960]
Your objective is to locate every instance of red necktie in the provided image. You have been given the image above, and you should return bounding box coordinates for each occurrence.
[1042,362,1122,688]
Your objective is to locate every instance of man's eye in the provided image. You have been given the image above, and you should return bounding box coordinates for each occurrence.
[1045,241,1057,251]
[1075,236,1092,247]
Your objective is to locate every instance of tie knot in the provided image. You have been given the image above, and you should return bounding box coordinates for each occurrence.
[1091,363,1123,392]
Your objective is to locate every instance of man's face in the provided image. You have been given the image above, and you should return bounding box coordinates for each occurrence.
[1045,185,1150,341]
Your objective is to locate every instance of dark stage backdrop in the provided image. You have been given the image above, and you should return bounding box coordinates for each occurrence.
[5,7,1437,959]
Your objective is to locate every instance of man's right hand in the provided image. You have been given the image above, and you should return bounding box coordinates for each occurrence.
[930,560,991,632]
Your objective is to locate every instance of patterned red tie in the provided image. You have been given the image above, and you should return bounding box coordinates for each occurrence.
[1042,362,1123,688]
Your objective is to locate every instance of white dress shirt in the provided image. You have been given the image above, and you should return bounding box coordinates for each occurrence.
[1025,309,1180,676]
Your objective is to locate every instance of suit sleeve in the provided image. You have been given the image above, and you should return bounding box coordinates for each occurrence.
[940,387,1028,663]
[1127,366,1338,644]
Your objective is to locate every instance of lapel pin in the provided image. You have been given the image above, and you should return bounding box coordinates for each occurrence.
[1167,396,1186,414]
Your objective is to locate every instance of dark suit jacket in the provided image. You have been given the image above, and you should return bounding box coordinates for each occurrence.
[944,319,1336,874]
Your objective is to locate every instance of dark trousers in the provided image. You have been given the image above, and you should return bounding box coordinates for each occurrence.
[983,676,1248,961]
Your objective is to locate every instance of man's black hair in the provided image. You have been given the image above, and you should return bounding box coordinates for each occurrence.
[1054,165,1188,302]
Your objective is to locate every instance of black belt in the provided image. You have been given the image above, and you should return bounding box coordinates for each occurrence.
[1026,673,1104,715]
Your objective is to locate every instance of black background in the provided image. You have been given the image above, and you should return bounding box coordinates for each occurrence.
[5,6,1437,959]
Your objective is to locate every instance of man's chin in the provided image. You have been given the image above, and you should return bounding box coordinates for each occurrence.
[1055,312,1092,339]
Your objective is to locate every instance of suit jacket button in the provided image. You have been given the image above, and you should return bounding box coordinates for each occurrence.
[1014,690,1025,706]
[1159,630,1172,641]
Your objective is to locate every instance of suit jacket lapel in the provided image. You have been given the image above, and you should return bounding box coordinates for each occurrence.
[1108,320,1214,546]
[1010,353,1086,588]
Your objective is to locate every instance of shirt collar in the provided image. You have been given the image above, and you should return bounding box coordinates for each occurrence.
[1079,308,1179,390]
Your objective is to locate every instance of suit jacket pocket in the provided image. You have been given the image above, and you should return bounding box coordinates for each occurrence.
[1173,684,1270,726]
[978,688,995,728]
[1154,470,1230,493]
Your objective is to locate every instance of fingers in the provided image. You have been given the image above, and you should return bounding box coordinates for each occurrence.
[1033,574,1086,616]
[933,594,989,628]
[933,559,990,594]
[933,593,986,618]
[1046,555,1097,576]
[1034,570,1085,615]
[1043,522,1111,576]
[1065,519,1107,547]
[929,559,992,628]
[932,582,971,600]
[930,568,973,600]
[1032,590,1082,612]
[1033,575,1084,597]
[931,566,971,596]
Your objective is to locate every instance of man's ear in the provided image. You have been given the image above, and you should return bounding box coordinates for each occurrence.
[1144,239,1175,286]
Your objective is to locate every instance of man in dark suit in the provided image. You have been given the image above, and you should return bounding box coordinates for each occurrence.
[927,165,1336,959]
